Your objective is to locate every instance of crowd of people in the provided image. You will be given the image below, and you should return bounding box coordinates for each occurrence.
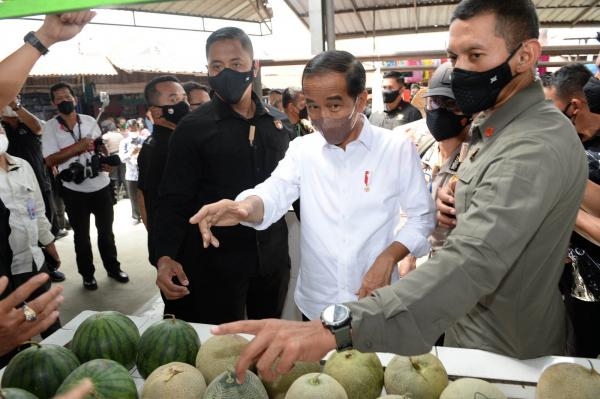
[0,1,599,396]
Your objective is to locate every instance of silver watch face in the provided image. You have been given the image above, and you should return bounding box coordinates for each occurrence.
[321,304,350,327]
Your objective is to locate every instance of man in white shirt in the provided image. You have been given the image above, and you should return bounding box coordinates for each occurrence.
[41,82,128,290]
[184,50,436,320]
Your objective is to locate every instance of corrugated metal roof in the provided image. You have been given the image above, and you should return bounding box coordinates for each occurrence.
[115,0,273,24]
[284,0,600,40]
[29,54,118,76]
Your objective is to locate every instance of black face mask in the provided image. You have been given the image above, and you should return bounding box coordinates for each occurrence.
[382,89,400,104]
[451,45,521,114]
[425,108,471,142]
[208,67,253,105]
[161,101,190,125]
[57,101,75,115]
[298,106,308,120]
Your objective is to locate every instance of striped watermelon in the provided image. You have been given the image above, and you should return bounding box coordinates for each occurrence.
[136,314,200,378]
[55,359,137,399]
[1,342,80,399]
[70,311,140,369]
[0,388,39,399]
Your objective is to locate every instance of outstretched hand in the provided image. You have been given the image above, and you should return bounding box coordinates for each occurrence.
[211,319,336,383]
[189,199,250,248]
[0,274,63,356]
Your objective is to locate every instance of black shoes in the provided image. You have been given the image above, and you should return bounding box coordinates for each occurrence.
[107,270,129,283]
[83,277,98,290]
[48,269,66,282]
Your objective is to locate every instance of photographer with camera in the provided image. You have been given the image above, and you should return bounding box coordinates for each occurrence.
[41,82,128,291]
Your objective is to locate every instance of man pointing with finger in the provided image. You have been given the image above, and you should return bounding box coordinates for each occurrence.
[190,50,435,321]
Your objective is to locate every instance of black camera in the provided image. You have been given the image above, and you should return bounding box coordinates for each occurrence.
[89,137,122,179]
[58,161,86,184]
[58,137,122,184]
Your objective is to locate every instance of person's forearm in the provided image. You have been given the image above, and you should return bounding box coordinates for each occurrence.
[16,107,42,134]
[574,209,600,246]
[378,241,410,265]
[45,145,86,168]
[0,45,43,108]
[241,195,265,223]
[580,180,600,217]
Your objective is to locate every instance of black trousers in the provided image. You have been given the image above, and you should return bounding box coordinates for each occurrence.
[61,185,120,279]
[564,295,600,358]
[0,262,62,368]
[125,180,140,220]
[162,258,290,325]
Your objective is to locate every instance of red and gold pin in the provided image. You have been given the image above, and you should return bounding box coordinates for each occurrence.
[484,127,494,137]
[364,170,370,192]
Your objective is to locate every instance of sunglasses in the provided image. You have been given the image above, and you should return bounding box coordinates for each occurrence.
[427,96,460,113]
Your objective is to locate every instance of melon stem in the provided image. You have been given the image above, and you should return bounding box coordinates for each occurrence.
[166,368,184,382]
[309,374,323,386]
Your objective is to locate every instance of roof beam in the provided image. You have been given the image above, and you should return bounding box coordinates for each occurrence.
[571,0,600,27]
[294,1,460,17]
[260,44,600,66]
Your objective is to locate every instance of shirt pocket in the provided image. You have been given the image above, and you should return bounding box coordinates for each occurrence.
[455,164,477,215]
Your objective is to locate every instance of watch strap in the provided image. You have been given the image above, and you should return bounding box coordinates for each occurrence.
[332,324,353,351]
[24,31,49,56]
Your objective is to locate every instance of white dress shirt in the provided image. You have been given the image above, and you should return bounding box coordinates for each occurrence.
[41,114,109,193]
[0,154,54,275]
[238,115,436,319]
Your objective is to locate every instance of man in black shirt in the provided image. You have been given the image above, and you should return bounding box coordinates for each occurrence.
[137,75,189,266]
[369,71,422,130]
[1,99,65,282]
[153,27,292,324]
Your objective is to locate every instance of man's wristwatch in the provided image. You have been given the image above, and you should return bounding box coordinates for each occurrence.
[24,31,49,55]
[320,303,353,351]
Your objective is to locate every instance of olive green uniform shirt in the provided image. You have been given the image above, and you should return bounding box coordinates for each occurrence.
[348,81,588,359]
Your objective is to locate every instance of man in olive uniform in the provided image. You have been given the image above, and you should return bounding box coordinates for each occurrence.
[205,0,588,382]
[153,27,292,324]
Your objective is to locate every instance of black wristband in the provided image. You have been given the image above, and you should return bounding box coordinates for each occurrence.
[24,31,49,55]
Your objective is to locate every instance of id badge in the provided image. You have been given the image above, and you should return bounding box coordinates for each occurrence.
[26,198,36,220]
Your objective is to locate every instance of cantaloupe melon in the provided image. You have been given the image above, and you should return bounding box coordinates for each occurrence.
[384,353,448,398]
[141,362,206,399]
[323,349,383,399]
[196,335,249,385]
[203,370,267,398]
[536,362,600,399]
[284,372,347,399]
[261,361,321,399]
[439,378,506,399]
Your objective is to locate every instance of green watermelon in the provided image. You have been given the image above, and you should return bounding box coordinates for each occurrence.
[55,359,137,399]
[0,388,39,399]
[1,342,80,399]
[203,370,268,398]
[70,311,140,369]
[136,314,200,378]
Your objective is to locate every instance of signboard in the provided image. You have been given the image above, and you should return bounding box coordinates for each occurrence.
[0,0,167,19]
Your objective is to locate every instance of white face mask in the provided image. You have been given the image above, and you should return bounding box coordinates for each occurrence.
[0,134,9,154]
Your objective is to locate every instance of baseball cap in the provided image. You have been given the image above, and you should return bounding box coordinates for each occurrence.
[424,62,454,99]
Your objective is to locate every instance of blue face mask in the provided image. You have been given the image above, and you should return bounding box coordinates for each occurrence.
[451,44,521,114]
[208,67,254,105]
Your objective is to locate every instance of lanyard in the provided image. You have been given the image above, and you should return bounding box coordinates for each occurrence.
[56,115,82,144]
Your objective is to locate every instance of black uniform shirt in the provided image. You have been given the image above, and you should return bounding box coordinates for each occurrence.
[154,92,291,272]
